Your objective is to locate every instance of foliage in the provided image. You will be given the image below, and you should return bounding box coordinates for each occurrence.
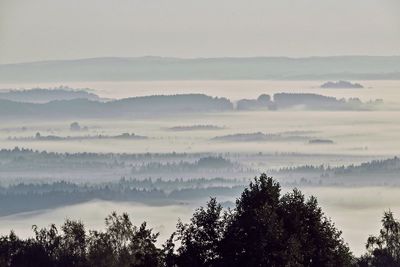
[7,174,398,267]
[0,212,162,267]
[359,211,400,267]
[170,174,355,267]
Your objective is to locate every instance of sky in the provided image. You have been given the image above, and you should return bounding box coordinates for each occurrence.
[0,0,399,64]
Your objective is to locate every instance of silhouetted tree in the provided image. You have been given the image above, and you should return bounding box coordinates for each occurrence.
[172,198,226,267]
[87,212,162,267]
[0,212,162,267]
[58,220,87,266]
[359,211,400,267]
[0,175,357,267]
[171,174,354,267]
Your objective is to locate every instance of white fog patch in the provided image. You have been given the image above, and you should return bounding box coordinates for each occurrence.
[1,187,400,256]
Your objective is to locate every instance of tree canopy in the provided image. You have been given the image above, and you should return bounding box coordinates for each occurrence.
[359,211,400,267]
[3,174,398,267]
[171,174,354,267]
[0,212,162,267]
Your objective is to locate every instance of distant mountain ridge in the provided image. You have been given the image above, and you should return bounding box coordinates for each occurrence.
[1,56,400,82]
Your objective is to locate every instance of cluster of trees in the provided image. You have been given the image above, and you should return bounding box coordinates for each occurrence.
[0,94,234,119]
[211,132,310,142]
[0,148,247,178]
[0,148,239,161]
[8,132,147,142]
[4,174,398,266]
[8,148,399,186]
[0,178,248,216]
[167,176,354,266]
[359,211,400,266]
[236,94,275,110]
[0,148,214,162]
[333,157,400,175]
[0,88,386,120]
[0,87,101,103]
[3,177,247,193]
[0,148,256,182]
[132,156,240,174]
[0,212,161,267]
[320,81,364,89]
[274,157,400,184]
[235,93,383,111]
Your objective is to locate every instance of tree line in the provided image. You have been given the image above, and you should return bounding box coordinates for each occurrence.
[1,174,399,266]
[0,179,246,216]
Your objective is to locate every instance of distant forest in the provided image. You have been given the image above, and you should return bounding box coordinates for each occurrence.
[1,154,399,216]
[273,157,400,185]
[0,178,246,216]
[0,148,255,182]
[0,87,103,103]
[1,175,399,267]
[0,148,398,186]
[0,89,385,119]
[8,132,148,142]
[0,94,233,119]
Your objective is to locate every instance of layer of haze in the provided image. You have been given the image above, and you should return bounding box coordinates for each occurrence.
[1,81,399,156]
[1,0,400,64]
[1,187,400,256]
[1,0,400,256]
[2,80,399,103]
[0,81,399,256]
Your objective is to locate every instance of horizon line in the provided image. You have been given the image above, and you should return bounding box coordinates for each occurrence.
[2,54,400,66]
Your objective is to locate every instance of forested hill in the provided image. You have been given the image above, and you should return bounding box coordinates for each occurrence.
[0,87,102,103]
[0,92,385,119]
[0,94,233,118]
[1,56,400,82]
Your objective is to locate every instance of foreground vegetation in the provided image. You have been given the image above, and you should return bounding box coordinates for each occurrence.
[0,174,399,267]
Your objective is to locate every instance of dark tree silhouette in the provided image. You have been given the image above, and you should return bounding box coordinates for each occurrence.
[359,211,400,267]
[171,174,354,267]
[0,212,162,267]
[88,212,162,267]
[0,174,358,267]
[173,198,226,267]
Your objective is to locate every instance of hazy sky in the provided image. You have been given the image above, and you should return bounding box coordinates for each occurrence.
[0,0,399,64]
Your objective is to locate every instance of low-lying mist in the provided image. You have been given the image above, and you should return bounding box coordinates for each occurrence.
[1,186,400,256]
[0,80,399,259]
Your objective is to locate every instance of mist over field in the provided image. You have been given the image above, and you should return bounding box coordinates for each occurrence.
[2,186,400,256]
[1,1,400,264]
[0,79,399,260]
